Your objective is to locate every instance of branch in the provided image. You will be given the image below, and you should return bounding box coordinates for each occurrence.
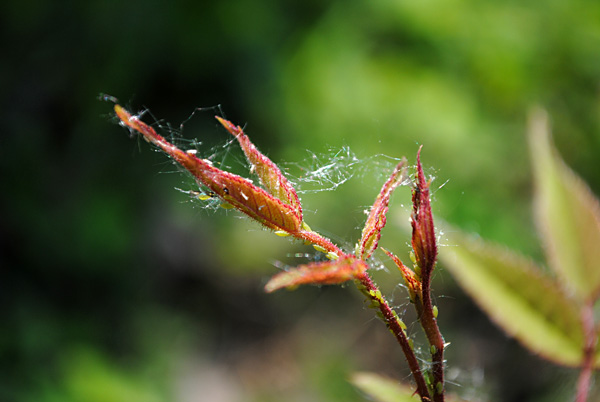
[357,273,432,402]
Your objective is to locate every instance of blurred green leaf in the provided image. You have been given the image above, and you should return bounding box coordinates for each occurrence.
[528,108,600,300]
[351,372,472,402]
[350,372,419,402]
[61,348,164,402]
[440,231,586,367]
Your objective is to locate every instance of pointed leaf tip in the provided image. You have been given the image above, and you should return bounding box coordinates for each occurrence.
[358,159,407,260]
[411,148,437,279]
[528,108,600,300]
[215,116,303,220]
[382,248,421,300]
[265,257,367,293]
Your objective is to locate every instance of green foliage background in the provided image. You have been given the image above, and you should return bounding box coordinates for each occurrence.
[2,0,599,401]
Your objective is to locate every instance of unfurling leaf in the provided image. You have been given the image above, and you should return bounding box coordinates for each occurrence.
[115,105,302,233]
[216,117,303,220]
[411,147,437,279]
[440,230,586,367]
[264,256,367,293]
[381,248,421,302]
[358,159,407,260]
[528,108,600,300]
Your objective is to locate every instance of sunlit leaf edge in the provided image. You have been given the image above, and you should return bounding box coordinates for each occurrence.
[440,230,586,367]
[528,108,600,300]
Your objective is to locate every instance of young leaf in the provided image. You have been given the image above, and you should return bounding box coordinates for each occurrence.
[440,230,586,367]
[264,256,367,293]
[528,108,600,300]
[114,105,302,233]
[216,117,303,219]
[411,148,437,279]
[381,248,421,302]
[351,372,421,402]
[358,159,407,260]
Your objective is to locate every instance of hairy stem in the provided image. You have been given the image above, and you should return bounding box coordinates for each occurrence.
[297,229,345,256]
[576,300,597,402]
[419,266,445,401]
[357,272,432,401]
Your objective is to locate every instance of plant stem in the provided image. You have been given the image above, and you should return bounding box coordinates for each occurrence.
[576,300,597,402]
[299,227,433,400]
[419,267,445,402]
[357,272,432,402]
[297,229,345,256]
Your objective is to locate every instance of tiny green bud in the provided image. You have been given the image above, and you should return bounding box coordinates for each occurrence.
[398,319,407,331]
[409,251,416,264]
[430,345,437,355]
[301,222,312,232]
[433,305,438,318]
[275,230,290,237]
[326,251,338,260]
[424,371,433,385]
[436,381,444,394]
[313,244,328,253]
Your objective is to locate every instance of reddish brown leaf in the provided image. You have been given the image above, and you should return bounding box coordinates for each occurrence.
[115,105,302,233]
[358,159,407,260]
[411,147,437,278]
[381,248,421,302]
[216,116,303,219]
[264,256,368,293]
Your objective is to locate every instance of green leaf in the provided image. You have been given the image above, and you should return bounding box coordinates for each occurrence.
[350,372,419,402]
[440,231,586,367]
[528,108,600,300]
[351,372,468,402]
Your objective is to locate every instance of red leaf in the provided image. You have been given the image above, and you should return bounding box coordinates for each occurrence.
[264,256,368,293]
[411,147,437,278]
[381,248,421,302]
[358,159,407,260]
[115,105,302,233]
[216,117,303,220]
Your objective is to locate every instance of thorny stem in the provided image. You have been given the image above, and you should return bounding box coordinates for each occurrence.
[293,224,433,400]
[412,147,445,400]
[357,272,432,402]
[419,266,445,401]
[576,300,597,402]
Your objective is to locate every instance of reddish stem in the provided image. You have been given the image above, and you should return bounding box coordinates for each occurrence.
[419,265,445,401]
[575,300,597,402]
[357,272,432,401]
[296,229,345,256]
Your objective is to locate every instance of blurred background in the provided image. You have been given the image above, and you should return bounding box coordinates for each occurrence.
[2,0,600,401]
